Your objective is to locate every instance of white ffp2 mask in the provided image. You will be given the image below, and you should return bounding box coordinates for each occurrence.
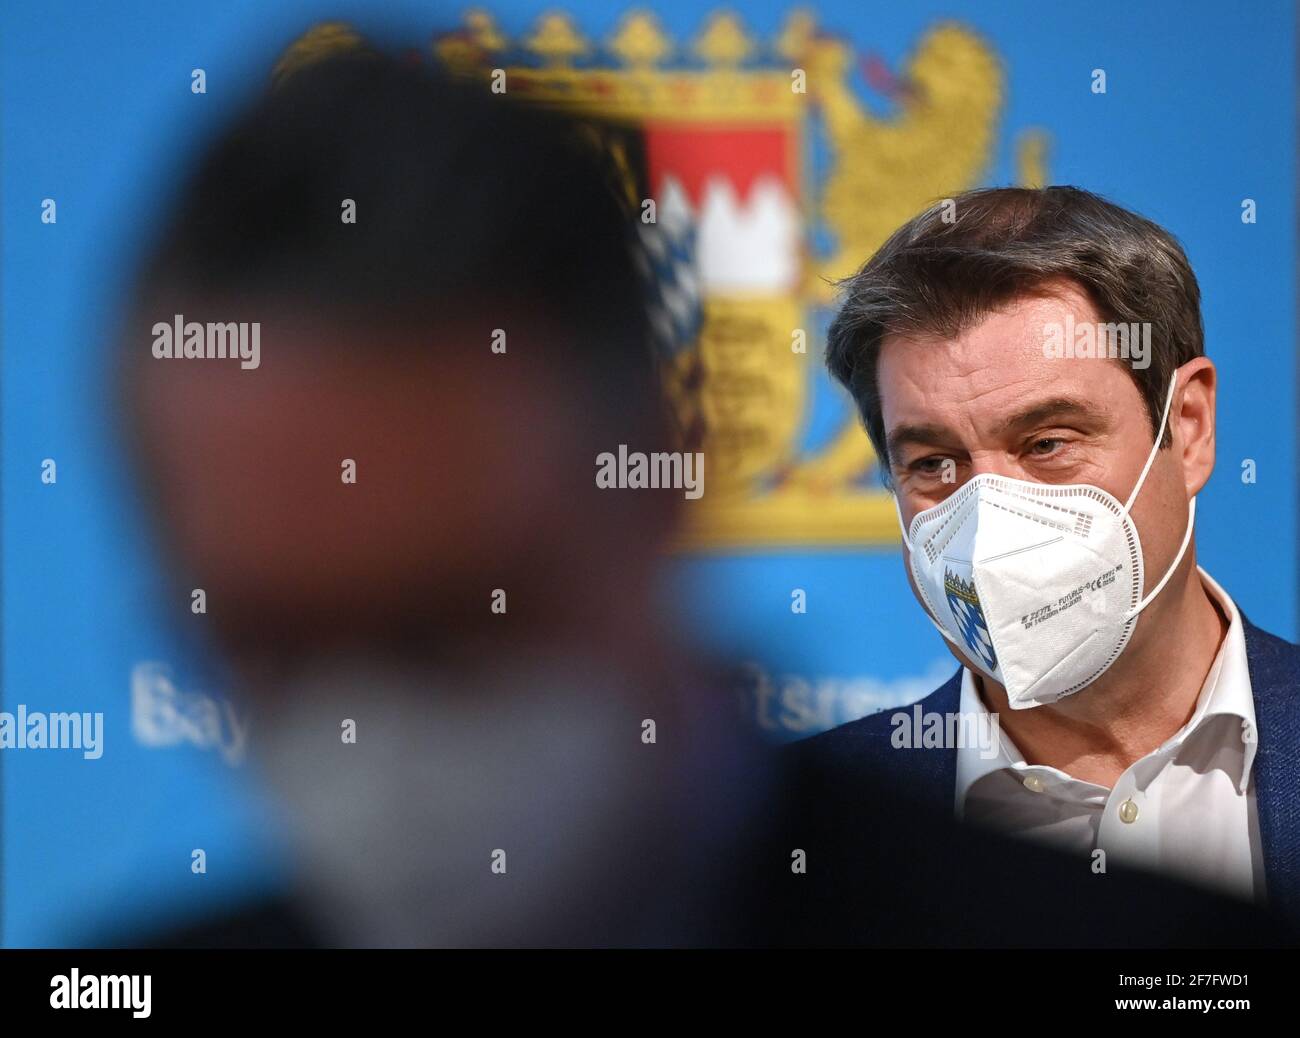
[897,376,1195,709]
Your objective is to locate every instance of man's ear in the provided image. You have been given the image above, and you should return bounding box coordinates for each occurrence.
[1174,357,1216,497]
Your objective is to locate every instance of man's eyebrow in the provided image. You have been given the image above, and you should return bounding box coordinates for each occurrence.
[884,398,1114,468]
[993,397,1113,437]
[885,423,957,468]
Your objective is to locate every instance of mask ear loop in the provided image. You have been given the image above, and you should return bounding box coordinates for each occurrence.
[1121,374,1197,620]
[1122,374,1178,514]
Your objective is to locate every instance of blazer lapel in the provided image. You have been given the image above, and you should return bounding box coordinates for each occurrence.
[912,669,962,806]
[1242,616,1300,923]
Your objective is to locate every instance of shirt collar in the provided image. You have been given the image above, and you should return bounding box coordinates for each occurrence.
[1186,566,1256,792]
[953,667,1017,820]
[954,566,1256,815]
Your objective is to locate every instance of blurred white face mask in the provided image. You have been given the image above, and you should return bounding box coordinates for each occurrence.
[896,376,1194,710]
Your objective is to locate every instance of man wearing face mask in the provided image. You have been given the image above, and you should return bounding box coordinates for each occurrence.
[798,186,1300,928]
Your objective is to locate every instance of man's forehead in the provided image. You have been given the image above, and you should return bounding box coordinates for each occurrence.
[877,287,1137,432]
[883,285,1092,368]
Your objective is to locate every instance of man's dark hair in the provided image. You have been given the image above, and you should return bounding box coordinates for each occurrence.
[127,47,657,419]
[824,186,1205,481]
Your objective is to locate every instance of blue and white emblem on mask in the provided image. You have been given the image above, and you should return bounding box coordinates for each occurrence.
[943,568,998,673]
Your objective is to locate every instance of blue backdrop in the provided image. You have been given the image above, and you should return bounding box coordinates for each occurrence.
[2,0,1295,945]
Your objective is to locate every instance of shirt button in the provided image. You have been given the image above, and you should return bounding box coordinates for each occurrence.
[1022,775,1046,793]
[1118,799,1139,824]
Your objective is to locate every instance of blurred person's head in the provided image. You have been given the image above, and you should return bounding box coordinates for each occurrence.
[121,48,678,676]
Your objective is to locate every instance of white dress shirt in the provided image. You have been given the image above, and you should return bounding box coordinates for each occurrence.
[954,567,1265,903]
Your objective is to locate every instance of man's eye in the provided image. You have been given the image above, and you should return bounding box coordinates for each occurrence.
[1028,438,1065,456]
[913,456,947,474]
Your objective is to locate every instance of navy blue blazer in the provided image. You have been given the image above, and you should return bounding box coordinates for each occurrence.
[792,616,1300,926]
